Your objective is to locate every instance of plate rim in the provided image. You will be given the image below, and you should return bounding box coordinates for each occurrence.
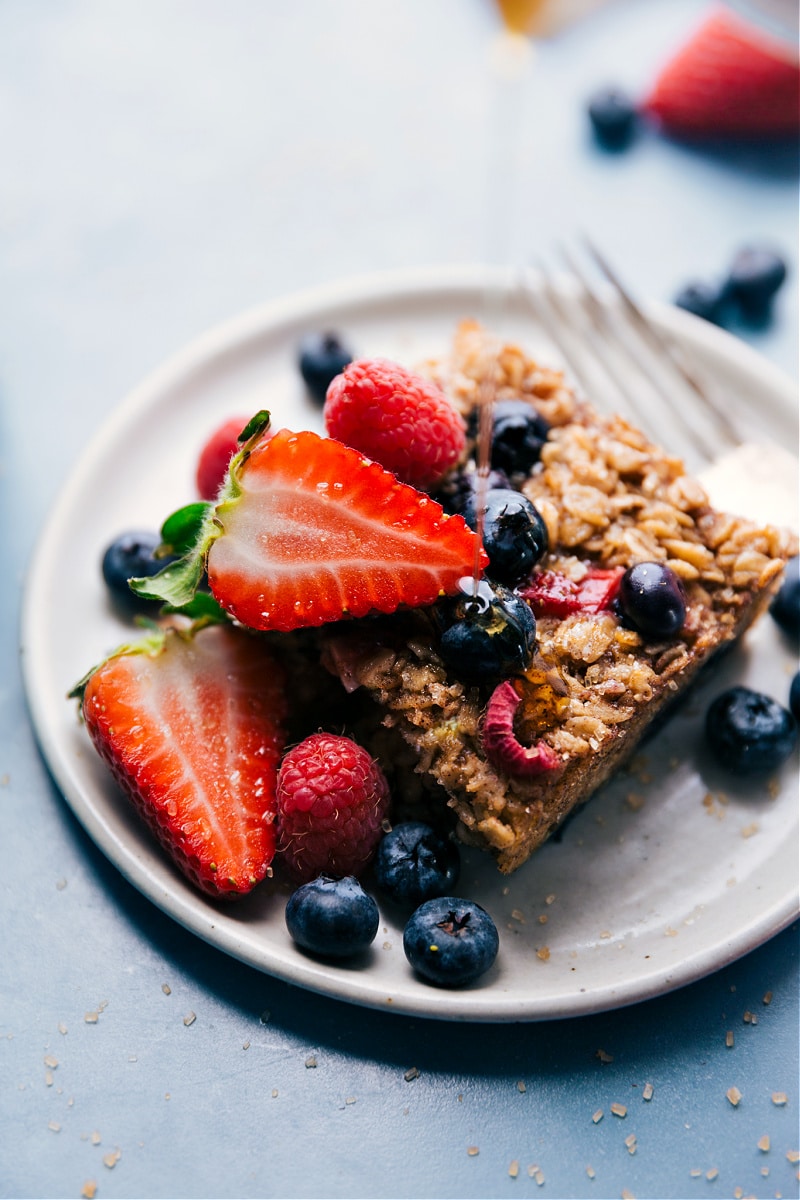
[20,263,800,1022]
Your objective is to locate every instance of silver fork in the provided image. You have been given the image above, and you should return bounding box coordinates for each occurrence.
[519,238,798,527]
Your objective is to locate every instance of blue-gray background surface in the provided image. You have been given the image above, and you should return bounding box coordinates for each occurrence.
[1,2,797,1198]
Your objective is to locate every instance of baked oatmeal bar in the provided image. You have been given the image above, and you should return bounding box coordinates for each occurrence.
[322,321,796,874]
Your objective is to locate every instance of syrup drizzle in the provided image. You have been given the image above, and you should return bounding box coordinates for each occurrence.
[471,7,536,596]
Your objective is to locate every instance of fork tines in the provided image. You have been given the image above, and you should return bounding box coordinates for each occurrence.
[521,239,742,470]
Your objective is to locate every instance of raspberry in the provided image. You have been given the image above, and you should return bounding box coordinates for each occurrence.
[323,358,466,488]
[196,415,250,500]
[276,733,390,883]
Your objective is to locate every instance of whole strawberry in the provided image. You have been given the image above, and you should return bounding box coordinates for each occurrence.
[276,733,390,883]
[324,358,466,488]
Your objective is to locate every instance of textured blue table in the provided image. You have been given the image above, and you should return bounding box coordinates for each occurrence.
[1,2,797,1198]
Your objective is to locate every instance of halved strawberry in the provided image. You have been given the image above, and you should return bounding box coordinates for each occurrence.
[73,623,288,898]
[135,420,487,633]
[645,7,800,139]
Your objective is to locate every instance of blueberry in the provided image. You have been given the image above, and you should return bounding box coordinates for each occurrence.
[403,897,499,987]
[488,400,550,477]
[790,671,800,721]
[706,686,797,775]
[102,531,168,603]
[674,280,727,325]
[435,466,512,516]
[285,875,379,959]
[586,86,638,150]
[298,331,353,405]
[726,246,787,323]
[463,488,548,586]
[375,823,460,907]
[437,578,536,683]
[770,556,799,638]
[617,562,686,639]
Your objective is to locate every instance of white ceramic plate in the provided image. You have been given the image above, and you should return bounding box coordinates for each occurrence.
[21,266,799,1022]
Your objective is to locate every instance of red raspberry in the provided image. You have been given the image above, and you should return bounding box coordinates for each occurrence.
[276,733,390,883]
[196,415,250,500]
[324,358,466,488]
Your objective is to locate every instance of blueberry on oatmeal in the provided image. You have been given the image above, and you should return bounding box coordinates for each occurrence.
[617,562,686,639]
[463,488,548,587]
[489,399,550,477]
[706,686,797,775]
[437,578,535,683]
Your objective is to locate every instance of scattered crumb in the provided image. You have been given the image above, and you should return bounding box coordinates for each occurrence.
[611,1103,627,1118]
[84,1012,99,1024]
[642,1082,654,1101]
[403,1066,419,1082]
[772,1093,788,1106]
[128,1055,137,1063]
[596,1049,614,1064]
[242,1041,250,1050]
[102,1149,121,1170]
[664,927,678,938]
[47,1121,60,1133]
[91,1132,101,1146]
[81,1182,97,1199]
[58,1023,67,1036]
[763,991,773,1005]
[741,822,759,839]
[271,1089,278,1098]
[625,1133,637,1153]
[706,1167,719,1181]
[758,1135,770,1152]
[786,1150,800,1163]
[760,1166,769,1177]
[467,1146,479,1157]
[621,1190,635,1199]
[164,1093,170,1101]
[538,914,548,924]
[183,1012,196,1027]
[599,930,612,940]
[726,1031,735,1048]
[690,1169,703,1178]
[545,894,556,905]
[625,792,646,811]
[586,1166,595,1179]
[382,941,392,950]
[517,1080,526,1093]
[305,1056,317,1069]
[592,1109,604,1124]
[56,877,67,890]
[344,1096,356,1105]
[511,908,525,923]
[733,1188,743,1199]
[161,983,171,996]
[536,946,550,962]
[727,1086,743,1107]
[534,1169,545,1186]
[45,1071,53,1087]
[508,1160,519,1178]
[743,1010,758,1025]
